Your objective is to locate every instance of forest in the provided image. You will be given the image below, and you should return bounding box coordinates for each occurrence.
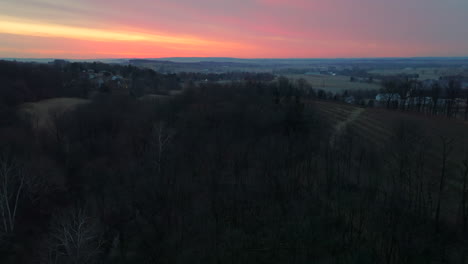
[1,60,468,263]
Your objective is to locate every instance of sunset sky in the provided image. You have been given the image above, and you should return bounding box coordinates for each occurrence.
[1,0,467,59]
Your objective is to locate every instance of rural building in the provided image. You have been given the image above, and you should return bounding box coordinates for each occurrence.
[344,96,356,104]
[462,81,468,89]
[421,79,438,89]
[81,71,129,97]
[375,93,401,107]
[375,93,401,102]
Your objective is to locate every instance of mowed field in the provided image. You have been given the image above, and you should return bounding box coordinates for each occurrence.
[315,100,468,223]
[20,97,90,129]
[369,67,468,80]
[286,74,381,93]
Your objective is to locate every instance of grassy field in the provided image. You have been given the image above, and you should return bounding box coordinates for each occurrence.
[286,74,381,93]
[316,100,468,168]
[369,67,468,80]
[314,100,468,224]
[20,97,90,129]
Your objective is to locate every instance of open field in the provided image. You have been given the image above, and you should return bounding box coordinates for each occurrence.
[316,100,468,170]
[369,67,468,80]
[315,100,468,223]
[20,97,90,129]
[286,74,381,93]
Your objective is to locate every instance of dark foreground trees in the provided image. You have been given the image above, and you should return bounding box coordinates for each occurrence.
[0,74,468,263]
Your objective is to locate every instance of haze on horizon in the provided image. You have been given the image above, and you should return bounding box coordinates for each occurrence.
[1,0,467,59]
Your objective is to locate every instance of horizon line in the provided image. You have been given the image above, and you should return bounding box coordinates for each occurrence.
[2,56,468,62]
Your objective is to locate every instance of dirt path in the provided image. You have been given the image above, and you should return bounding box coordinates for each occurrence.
[330,107,365,145]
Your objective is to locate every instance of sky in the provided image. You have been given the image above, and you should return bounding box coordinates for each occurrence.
[0,0,468,59]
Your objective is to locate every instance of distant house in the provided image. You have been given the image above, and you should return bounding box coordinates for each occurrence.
[97,78,105,89]
[344,96,356,104]
[462,82,468,90]
[375,93,401,107]
[375,93,401,102]
[102,71,112,77]
[412,96,433,106]
[421,79,438,89]
[111,75,123,81]
[421,79,450,90]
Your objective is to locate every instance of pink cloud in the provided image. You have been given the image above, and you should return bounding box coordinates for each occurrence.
[1,0,467,58]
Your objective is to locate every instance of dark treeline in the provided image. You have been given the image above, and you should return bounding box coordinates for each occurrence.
[1,62,468,263]
[0,60,172,106]
[178,72,275,82]
[0,60,275,107]
[339,77,468,120]
[378,77,468,119]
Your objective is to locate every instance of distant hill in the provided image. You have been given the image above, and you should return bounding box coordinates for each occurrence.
[3,57,467,66]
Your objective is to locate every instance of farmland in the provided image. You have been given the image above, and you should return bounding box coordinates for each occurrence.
[369,67,468,80]
[316,100,468,171]
[315,100,468,223]
[286,74,380,93]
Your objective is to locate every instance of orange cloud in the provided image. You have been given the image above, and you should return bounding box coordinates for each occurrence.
[0,16,231,46]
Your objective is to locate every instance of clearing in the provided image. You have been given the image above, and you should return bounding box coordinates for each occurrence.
[369,67,468,80]
[286,74,380,93]
[315,100,468,224]
[20,97,90,129]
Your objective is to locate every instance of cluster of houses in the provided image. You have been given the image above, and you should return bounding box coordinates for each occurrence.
[373,94,458,108]
[82,69,129,97]
[343,77,468,112]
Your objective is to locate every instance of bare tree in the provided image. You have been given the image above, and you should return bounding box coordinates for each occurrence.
[296,78,314,98]
[396,79,413,111]
[445,80,461,118]
[48,107,67,146]
[435,136,454,233]
[431,83,441,115]
[461,150,468,234]
[464,89,468,120]
[412,81,424,113]
[0,155,25,235]
[151,121,174,174]
[45,206,103,264]
[381,80,399,109]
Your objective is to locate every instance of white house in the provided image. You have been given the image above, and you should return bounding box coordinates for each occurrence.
[375,93,401,102]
